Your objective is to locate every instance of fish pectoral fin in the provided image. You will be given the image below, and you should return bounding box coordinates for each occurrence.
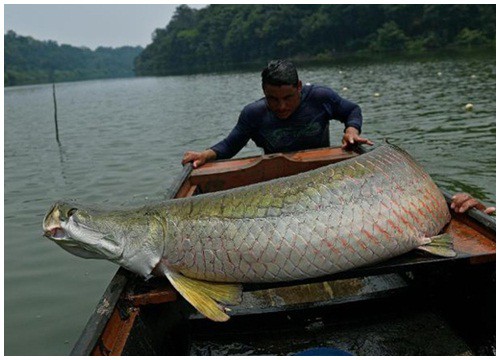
[417,234,456,258]
[163,270,242,322]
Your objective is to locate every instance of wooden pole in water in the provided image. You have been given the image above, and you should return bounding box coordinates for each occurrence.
[52,83,60,144]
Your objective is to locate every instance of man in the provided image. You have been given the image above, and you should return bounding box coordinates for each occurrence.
[182,59,373,168]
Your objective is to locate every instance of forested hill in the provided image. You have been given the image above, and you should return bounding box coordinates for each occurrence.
[4,31,143,86]
[135,4,495,76]
[5,5,495,86]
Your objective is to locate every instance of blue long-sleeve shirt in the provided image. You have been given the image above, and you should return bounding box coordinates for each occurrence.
[211,84,363,159]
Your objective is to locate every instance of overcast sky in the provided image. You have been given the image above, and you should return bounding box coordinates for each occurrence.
[4,4,207,49]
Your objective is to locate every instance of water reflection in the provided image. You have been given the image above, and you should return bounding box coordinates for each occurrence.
[56,142,67,187]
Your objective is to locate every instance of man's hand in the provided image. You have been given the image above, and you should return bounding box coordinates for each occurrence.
[451,193,496,215]
[182,149,217,169]
[342,127,374,150]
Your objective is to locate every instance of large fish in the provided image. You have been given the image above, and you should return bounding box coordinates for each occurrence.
[43,144,454,321]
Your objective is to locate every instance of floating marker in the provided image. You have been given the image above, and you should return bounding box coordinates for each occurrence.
[465,103,474,111]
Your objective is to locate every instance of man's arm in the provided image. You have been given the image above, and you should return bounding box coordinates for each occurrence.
[210,120,252,160]
[182,112,252,168]
[321,87,373,149]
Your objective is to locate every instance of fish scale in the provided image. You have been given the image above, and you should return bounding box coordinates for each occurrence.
[162,144,450,283]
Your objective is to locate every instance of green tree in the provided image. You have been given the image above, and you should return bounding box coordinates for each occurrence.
[371,21,408,52]
[454,28,488,47]
[5,31,142,86]
[132,4,495,76]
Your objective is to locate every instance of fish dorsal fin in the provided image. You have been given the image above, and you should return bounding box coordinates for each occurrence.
[163,269,242,322]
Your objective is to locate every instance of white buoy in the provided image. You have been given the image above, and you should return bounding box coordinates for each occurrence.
[471,74,477,79]
[465,103,474,111]
[374,92,380,97]
[342,87,348,91]
[437,72,442,76]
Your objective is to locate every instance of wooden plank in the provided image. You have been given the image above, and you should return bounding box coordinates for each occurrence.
[191,147,356,177]
[189,274,409,319]
[70,267,131,355]
[447,219,495,256]
[191,157,355,193]
[91,306,139,356]
[185,184,198,198]
[167,163,194,198]
[126,286,177,306]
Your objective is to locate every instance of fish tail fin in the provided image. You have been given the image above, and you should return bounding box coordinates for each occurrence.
[163,270,242,322]
[417,234,456,258]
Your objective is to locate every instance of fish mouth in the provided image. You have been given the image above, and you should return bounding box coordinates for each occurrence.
[44,226,68,241]
[43,202,72,241]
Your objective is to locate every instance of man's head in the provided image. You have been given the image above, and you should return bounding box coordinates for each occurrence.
[261,59,299,87]
[261,59,302,119]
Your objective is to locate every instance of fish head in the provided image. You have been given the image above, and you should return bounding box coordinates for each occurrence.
[42,201,125,260]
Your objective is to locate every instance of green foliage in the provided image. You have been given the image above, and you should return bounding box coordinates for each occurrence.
[454,28,488,47]
[405,37,427,54]
[135,4,496,76]
[371,21,408,52]
[4,31,143,86]
[6,4,496,84]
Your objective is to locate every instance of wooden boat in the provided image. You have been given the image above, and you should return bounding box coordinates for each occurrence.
[70,145,495,356]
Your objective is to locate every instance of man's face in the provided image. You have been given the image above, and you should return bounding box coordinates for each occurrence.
[263,81,302,119]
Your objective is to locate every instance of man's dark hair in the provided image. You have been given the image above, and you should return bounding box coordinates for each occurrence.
[261,59,299,87]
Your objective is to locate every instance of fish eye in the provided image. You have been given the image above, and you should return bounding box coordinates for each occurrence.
[68,208,78,217]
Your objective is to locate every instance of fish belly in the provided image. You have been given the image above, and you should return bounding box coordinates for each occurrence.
[164,145,450,283]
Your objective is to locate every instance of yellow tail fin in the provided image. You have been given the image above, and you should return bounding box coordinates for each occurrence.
[163,270,242,322]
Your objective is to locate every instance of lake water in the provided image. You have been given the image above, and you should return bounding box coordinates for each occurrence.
[4,53,496,355]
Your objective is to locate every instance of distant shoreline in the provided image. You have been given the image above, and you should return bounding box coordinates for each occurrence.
[5,45,494,88]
